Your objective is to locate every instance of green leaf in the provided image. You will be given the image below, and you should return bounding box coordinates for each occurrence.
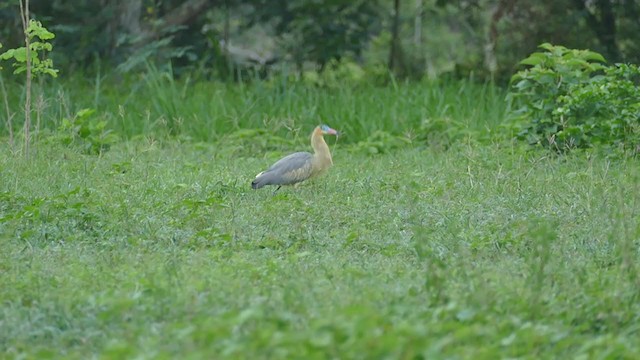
[12,64,27,74]
[0,48,13,60]
[0,47,27,62]
[77,108,96,119]
[520,53,546,66]
[43,68,59,78]
[582,51,606,63]
[538,43,555,51]
[514,79,532,91]
[30,42,53,52]
[27,20,55,40]
[565,58,590,69]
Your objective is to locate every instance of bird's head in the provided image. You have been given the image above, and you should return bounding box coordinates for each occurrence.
[320,124,339,136]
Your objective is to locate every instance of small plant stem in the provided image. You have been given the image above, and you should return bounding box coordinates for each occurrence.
[35,89,44,149]
[20,0,32,158]
[0,74,14,149]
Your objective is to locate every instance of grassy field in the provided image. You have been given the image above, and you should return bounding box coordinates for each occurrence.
[1,77,639,358]
[1,136,639,358]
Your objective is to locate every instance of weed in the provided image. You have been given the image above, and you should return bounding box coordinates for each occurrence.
[54,108,119,154]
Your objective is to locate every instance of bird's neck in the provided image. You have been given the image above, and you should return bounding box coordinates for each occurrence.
[311,129,333,165]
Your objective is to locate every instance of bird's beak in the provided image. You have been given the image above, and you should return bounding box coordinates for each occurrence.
[325,127,339,136]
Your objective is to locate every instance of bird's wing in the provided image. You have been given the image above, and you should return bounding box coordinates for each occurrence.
[255,152,314,186]
[267,152,313,172]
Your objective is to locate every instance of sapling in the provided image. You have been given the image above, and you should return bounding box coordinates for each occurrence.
[0,2,58,157]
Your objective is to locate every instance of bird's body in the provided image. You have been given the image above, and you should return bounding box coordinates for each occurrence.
[252,125,338,191]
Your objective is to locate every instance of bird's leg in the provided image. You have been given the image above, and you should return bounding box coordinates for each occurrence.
[272,185,282,195]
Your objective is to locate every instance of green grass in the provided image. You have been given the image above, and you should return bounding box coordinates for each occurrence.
[1,70,507,143]
[1,137,639,358]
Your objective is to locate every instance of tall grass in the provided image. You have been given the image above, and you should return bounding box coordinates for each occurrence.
[0,68,508,144]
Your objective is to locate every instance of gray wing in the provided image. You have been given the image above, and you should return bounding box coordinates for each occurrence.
[253,152,313,187]
[267,152,313,173]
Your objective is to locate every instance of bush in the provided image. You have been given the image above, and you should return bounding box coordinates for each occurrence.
[56,108,118,154]
[554,64,640,151]
[507,43,640,153]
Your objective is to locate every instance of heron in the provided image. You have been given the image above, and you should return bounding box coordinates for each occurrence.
[251,124,339,192]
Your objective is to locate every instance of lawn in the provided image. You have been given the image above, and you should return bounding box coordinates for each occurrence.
[1,134,639,358]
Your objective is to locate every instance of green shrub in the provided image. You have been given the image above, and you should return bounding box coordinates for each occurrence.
[56,108,118,154]
[507,43,640,153]
[553,64,640,151]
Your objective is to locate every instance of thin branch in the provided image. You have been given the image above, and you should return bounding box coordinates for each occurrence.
[20,0,32,158]
[0,73,14,150]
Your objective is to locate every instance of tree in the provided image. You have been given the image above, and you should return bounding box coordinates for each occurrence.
[2,0,639,81]
[571,0,621,61]
[135,0,214,46]
[485,0,516,75]
[248,0,382,72]
[388,0,404,74]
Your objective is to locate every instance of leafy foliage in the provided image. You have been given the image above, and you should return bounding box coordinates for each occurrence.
[508,43,640,152]
[300,58,367,88]
[248,0,382,69]
[1,0,637,81]
[552,64,640,151]
[0,20,58,78]
[55,108,118,154]
[116,26,197,74]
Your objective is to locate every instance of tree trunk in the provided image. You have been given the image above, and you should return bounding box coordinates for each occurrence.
[484,0,516,75]
[572,0,621,61]
[622,0,639,19]
[595,0,620,61]
[389,0,404,74]
[119,0,142,35]
[413,0,422,46]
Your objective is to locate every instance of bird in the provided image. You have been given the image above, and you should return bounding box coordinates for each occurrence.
[251,124,339,192]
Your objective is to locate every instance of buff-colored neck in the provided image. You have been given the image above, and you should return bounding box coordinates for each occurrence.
[311,127,333,165]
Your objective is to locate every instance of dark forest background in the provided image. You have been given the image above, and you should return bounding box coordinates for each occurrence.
[1,0,638,81]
